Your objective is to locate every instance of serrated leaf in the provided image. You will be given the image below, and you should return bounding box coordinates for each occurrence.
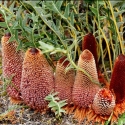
[98,1,105,5]
[64,4,70,18]
[110,1,119,7]
[51,92,59,96]
[56,1,63,11]
[39,41,55,50]
[16,6,23,20]
[48,101,56,108]
[59,100,67,107]
[8,36,16,42]
[70,11,74,26]
[118,113,125,125]
[9,1,15,13]
[45,1,59,14]
[24,27,32,33]
[114,10,125,17]
[117,22,124,29]
[99,16,106,20]
[0,22,7,28]
[90,7,98,16]
[17,40,23,51]
[51,107,58,112]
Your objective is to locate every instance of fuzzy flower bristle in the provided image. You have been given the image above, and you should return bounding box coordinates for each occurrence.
[55,56,75,104]
[82,33,98,70]
[72,49,100,108]
[1,33,23,100]
[92,88,115,115]
[21,48,55,111]
[110,54,125,103]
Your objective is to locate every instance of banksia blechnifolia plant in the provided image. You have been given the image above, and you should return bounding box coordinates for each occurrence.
[20,48,55,111]
[1,33,23,100]
[55,56,75,104]
[92,88,115,115]
[72,49,100,108]
[110,54,125,104]
[82,33,98,70]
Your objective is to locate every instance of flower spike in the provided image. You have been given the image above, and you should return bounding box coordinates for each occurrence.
[21,48,55,111]
[72,49,100,108]
[55,56,75,104]
[1,33,23,100]
[110,54,125,103]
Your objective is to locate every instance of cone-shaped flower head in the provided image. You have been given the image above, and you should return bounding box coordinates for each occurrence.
[110,54,125,103]
[1,33,23,100]
[82,33,98,70]
[55,56,75,104]
[21,48,55,111]
[92,88,115,115]
[72,49,100,107]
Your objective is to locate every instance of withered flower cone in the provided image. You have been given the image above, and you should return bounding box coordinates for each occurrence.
[110,54,125,103]
[55,56,75,104]
[72,49,100,108]
[1,33,23,100]
[92,88,115,115]
[20,48,55,111]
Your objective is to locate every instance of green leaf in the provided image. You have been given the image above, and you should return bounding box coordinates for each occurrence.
[48,101,56,108]
[114,10,125,18]
[98,1,105,5]
[0,22,7,28]
[64,3,70,18]
[117,22,124,29]
[110,1,120,7]
[9,1,15,13]
[59,100,67,107]
[39,41,55,51]
[56,1,63,11]
[70,11,74,26]
[90,7,98,16]
[118,113,125,125]
[99,16,106,20]
[16,6,23,20]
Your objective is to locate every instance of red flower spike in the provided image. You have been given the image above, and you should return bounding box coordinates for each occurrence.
[1,34,23,100]
[72,49,100,108]
[92,88,115,115]
[110,54,125,103]
[20,48,55,111]
[82,33,98,70]
[55,56,75,104]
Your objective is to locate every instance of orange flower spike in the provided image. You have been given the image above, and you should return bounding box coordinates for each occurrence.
[110,54,125,103]
[72,49,100,108]
[55,56,75,104]
[1,33,23,100]
[82,33,98,70]
[92,88,115,115]
[21,48,55,111]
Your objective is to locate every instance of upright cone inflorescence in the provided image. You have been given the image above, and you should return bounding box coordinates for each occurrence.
[72,49,100,107]
[20,48,55,111]
[110,54,125,103]
[1,33,23,100]
[92,88,115,115]
[55,56,75,104]
[82,33,108,87]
